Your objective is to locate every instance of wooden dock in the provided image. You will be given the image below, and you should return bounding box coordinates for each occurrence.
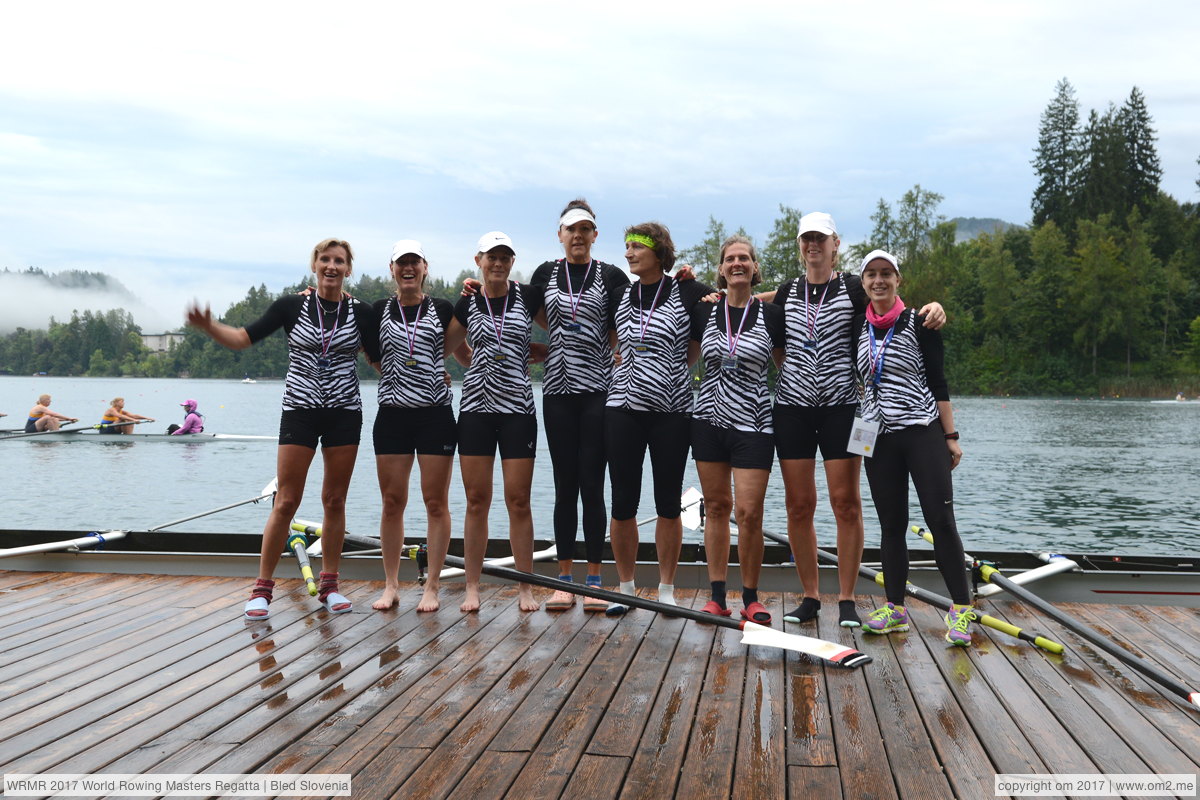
[1,569,1197,799]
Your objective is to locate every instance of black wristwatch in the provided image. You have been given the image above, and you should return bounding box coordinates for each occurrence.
[944,432,960,441]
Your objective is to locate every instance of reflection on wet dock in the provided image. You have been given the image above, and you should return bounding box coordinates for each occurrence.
[0,570,1197,799]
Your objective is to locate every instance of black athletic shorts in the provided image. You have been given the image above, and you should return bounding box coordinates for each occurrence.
[373,405,457,456]
[457,411,538,460]
[278,408,362,449]
[773,402,858,461]
[690,418,774,470]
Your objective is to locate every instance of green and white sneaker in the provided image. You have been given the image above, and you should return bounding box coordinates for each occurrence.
[864,603,909,634]
[944,604,975,646]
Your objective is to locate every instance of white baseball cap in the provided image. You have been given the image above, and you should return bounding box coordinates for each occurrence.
[391,240,425,262]
[859,249,901,275]
[797,212,838,240]
[477,231,516,254]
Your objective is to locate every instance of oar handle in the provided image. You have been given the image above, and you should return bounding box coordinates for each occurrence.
[288,533,318,596]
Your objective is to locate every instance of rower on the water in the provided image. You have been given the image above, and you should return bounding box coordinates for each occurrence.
[98,397,154,434]
[25,394,78,432]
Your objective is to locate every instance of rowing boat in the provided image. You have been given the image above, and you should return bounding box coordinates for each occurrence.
[1,528,1195,606]
[0,430,274,442]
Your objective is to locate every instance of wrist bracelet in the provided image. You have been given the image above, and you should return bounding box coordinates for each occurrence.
[944,432,960,441]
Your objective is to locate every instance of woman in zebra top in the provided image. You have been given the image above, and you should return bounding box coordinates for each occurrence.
[691,235,785,623]
[853,250,973,645]
[186,238,380,620]
[604,222,714,615]
[370,240,459,613]
[531,199,630,610]
[761,212,943,628]
[448,232,545,613]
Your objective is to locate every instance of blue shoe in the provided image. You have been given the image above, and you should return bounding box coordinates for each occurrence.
[945,604,975,646]
[864,603,909,634]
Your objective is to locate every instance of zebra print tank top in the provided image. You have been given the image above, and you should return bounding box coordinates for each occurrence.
[607,277,693,414]
[541,259,615,395]
[456,283,536,415]
[856,310,939,433]
[376,295,453,409]
[281,295,367,411]
[692,299,783,433]
[774,274,864,408]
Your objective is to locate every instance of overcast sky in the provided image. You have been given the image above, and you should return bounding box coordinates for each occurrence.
[2,1,1198,333]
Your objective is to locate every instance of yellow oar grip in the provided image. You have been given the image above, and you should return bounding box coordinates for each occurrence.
[291,521,321,536]
[1033,635,1064,654]
[979,564,999,582]
[300,565,318,596]
[911,525,935,545]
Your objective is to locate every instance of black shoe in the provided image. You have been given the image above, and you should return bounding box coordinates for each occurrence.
[783,597,821,623]
[839,600,862,628]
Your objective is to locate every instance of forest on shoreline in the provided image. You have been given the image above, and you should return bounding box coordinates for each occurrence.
[3,79,1199,397]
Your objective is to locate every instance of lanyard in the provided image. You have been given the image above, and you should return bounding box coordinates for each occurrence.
[803,275,834,341]
[637,277,667,342]
[562,260,593,323]
[867,324,896,388]
[315,294,342,360]
[483,285,508,349]
[724,298,755,357]
[398,296,426,358]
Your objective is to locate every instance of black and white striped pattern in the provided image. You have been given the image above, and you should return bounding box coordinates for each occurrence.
[856,310,938,432]
[542,259,612,395]
[693,300,775,433]
[775,275,861,407]
[460,284,535,414]
[607,278,693,414]
[282,296,365,411]
[377,296,452,409]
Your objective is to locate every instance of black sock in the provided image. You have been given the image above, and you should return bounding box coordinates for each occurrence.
[710,581,727,608]
[742,587,758,605]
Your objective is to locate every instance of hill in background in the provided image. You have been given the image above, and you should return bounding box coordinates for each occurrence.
[948,217,1022,242]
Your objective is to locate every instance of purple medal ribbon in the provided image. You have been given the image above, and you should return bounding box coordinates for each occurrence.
[399,296,426,360]
[562,259,593,326]
[804,275,834,343]
[315,294,342,364]
[483,284,508,353]
[724,297,755,359]
[637,277,667,343]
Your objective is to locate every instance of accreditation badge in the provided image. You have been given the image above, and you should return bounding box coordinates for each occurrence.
[404,358,418,368]
[847,416,879,457]
[721,356,739,372]
[563,322,582,332]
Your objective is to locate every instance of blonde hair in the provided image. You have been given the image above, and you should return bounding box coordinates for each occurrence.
[310,238,355,271]
[111,397,124,406]
[38,394,50,405]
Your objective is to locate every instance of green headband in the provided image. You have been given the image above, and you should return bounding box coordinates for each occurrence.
[625,233,657,249]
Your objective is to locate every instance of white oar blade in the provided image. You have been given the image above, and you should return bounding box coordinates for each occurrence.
[681,486,702,508]
[438,545,558,581]
[738,621,872,668]
[681,503,702,531]
[306,539,323,556]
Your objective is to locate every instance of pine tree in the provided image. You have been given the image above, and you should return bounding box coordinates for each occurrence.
[1031,78,1082,228]
[1121,86,1162,209]
[1076,105,1129,223]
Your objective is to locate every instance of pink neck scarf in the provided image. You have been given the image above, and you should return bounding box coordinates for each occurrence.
[866,297,905,329]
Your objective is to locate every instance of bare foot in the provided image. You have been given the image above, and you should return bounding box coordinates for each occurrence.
[372,587,400,610]
[460,586,481,613]
[517,587,540,612]
[417,586,440,612]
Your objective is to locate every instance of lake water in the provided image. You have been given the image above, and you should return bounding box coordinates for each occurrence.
[2,376,1198,554]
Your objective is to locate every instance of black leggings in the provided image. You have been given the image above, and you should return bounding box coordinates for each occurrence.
[542,391,608,564]
[864,422,970,605]
[605,407,691,521]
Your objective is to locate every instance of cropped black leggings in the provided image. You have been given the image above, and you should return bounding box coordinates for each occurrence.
[542,391,608,564]
[864,422,970,606]
[605,407,691,521]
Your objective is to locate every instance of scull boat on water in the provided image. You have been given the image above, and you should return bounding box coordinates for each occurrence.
[0,430,273,442]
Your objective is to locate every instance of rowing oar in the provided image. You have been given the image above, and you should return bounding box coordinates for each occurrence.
[759,528,1063,654]
[0,530,128,560]
[439,553,872,668]
[291,519,383,550]
[912,530,1199,711]
[149,478,279,532]
[287,531,319,596]
[909,525,1079,599]
[0,422,84,439]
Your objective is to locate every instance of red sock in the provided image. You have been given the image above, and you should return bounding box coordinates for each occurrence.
[318,572,339,603]
[250,578,274,603]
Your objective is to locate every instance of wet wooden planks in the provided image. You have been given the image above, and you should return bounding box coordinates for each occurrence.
[0,571,1197,800]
